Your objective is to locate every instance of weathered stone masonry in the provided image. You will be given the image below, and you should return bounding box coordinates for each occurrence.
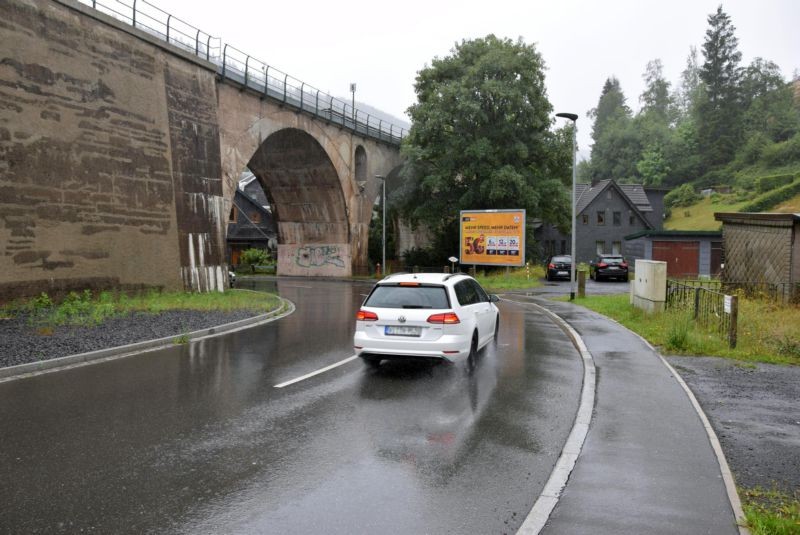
[0,0,226,299]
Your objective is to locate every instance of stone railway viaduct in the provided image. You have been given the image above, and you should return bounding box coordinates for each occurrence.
[0,0,404,300]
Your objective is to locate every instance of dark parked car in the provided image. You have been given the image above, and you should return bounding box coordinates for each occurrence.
[545,255,572,281]
[589,254,629,281]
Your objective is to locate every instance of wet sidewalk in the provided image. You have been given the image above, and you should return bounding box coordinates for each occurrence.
[528,297,743,534]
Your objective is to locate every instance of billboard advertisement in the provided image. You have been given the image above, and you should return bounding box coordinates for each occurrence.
[459,209,526,266]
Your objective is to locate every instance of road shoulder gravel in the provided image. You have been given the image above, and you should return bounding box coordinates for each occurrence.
[0,298,293,380]
[665,355,800,496]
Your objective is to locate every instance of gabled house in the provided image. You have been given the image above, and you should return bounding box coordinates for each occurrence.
[227,176,277,266]
[535,179,668,263]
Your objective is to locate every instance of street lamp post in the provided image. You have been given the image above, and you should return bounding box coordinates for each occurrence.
[556,112,578,301]
[350,83,356,122]
[376,175,386,275]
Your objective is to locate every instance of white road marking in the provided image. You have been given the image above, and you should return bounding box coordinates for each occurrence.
[274,355,360,388]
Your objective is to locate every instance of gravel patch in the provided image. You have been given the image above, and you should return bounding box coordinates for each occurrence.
[666,355,800,494]
[0,309,263,368]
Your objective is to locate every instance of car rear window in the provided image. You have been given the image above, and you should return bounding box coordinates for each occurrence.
[603,256,624,264]
[552,256,571,263]
[364,284,450,309]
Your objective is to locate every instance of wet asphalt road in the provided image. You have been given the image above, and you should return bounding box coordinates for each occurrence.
[0,279,583,534]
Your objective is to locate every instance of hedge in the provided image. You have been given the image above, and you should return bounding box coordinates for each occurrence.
[756,173,797,193]
[741,178,800,212]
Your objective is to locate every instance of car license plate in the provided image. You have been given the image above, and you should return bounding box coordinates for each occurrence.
[557,271,568,276]
[385,325,422,337]
[609,266,619,270]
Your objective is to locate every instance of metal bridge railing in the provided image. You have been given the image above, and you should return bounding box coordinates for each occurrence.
[77,0,407,146]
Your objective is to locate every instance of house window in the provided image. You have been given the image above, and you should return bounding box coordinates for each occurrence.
[251,211,261,224]
[229,206,237,223]
[613,211,621,226]
[606,191,612,200]
[629,212,635,225]
[596,211,605,225]
[612,241,621,254]
[560,240,566,254]
[582,214,589,225]
[596,241,605,255]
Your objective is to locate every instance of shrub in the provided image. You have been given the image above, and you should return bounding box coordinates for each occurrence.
[664,183,700,209]
[736,132,770,168]
[239,248,271,266]
[741,178,800,212]
[402,247,440,269]
[756,173,796,193]
[760,133,800,167]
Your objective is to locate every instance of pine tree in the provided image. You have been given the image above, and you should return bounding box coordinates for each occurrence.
[697,5,743,168]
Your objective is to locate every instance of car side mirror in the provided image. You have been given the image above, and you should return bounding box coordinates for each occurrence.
[489,294,500,303]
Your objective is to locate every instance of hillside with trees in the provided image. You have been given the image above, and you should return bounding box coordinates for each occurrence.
[584,6,800,201]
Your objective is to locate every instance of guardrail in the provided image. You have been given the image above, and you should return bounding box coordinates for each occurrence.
[77,0,407,145]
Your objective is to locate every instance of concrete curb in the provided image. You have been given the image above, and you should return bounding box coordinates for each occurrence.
[0,297,295,383]
[504,298,597,535]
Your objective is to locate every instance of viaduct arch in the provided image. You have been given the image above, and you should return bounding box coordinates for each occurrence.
[0,0,403,299]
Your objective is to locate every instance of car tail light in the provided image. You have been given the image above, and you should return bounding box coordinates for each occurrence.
[597,262,608,268]
[548,263,555,269]
[620,262,628,268]
[427,312,460,324]
[356,310,378,321]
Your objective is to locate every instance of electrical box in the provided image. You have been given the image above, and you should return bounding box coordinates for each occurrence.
[632,260,667,313]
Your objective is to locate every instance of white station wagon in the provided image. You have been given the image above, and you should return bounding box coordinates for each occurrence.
[354,273,500,369]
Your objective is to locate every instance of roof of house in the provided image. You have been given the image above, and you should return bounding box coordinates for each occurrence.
[714,212,800,223]
[575,180,654,214]
[575,180,654,230]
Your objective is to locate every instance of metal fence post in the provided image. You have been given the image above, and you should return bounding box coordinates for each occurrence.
[166,15,172,43]
[244,56,250,88]
[222,44,228,78]
[693,288,700,320]
[300,83,305,111]
[132,0,137,27]
[729,295,738,348]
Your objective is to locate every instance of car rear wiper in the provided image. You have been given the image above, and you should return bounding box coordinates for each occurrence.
[401,305,430,309]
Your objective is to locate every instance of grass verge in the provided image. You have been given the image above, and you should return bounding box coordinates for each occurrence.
[741,486,800,535]
[474,266,545,292]
[4,289,282,328]
[566,293,800,366]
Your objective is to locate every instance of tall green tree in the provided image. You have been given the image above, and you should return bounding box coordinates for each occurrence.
[398,35,569,252]
[740,58,798,143]
[589,77,636,180]
[698,5,743,168]
[590,77,631,143]
[640,59,672,123]
[675,46,703,120]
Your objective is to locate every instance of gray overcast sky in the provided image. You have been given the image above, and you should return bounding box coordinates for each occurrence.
[153,0,799,159]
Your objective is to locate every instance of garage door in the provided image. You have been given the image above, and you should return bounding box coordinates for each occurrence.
[652,241,699,278]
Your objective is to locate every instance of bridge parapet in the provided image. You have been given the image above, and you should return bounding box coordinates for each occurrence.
[74,0,407,145]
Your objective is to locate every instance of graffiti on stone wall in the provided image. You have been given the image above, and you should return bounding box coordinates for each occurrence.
[296,245,345,268]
